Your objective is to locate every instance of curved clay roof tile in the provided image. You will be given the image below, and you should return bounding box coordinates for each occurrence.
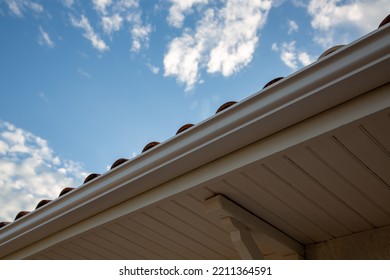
[142,141,160,153]
[84,173,101,184]
[379,13,390,28]
[59,187,75,197]
[14,211,30,221]
[35,199,52,209]
[110,158,129,170]
[0,222,10,229]
[318,45,345,60]
[263,77,284,89]
[176,124,194,135]
[216,101,237,114]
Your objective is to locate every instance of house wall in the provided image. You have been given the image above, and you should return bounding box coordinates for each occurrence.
[305,225,390,259]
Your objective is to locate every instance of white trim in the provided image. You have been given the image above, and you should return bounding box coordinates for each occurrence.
[205,195,303,258]
[221,217,265,260]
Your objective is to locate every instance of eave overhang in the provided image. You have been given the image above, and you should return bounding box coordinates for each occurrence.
[0,25,389,259]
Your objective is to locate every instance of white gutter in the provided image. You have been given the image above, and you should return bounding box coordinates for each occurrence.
[1,25,389,258]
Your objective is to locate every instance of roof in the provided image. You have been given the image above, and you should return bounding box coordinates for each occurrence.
[0,14,389,259]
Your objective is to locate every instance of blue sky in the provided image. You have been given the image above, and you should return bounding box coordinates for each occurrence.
[0,0,388,221]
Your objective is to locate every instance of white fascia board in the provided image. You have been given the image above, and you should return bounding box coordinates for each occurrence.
[0,25,389,258]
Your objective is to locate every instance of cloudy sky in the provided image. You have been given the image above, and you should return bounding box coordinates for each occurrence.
[0,0,388,222]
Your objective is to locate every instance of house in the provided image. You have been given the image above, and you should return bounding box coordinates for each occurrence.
[0,14,389,260]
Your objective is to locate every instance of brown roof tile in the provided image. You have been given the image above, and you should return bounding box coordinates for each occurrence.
[176,123,194,135]
[14,211,30,221]
[59,187,75,197]
[142,141,160,153]
[35,199,52,210]
[318,45,345,60]
[263,77,284,89]
[379,13,390,28]
[0,222,10,229]
[83,173,101,184]
[216,101,237,113]
[110,158,129,170]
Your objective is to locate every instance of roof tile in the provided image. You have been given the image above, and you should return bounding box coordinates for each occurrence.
[59,187,75,197]
[14,211,30,221]
[142,141,160,153]
[263,77,284,89]
[318,45,345,60]
[379,13,390,27]
[216,101,237,113]
[0,222,10,229]
[110,158,129,170]
[176,124,194,135]
[83,173,101,184]
[35,199,52,210]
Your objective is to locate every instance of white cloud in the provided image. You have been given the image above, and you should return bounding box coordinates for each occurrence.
[279,41,298,70]
[271,42,278,51]
[61,0,74,8]
[164,0,272,91]
[190,95,222,121]
[93,0,138,21]
[130,23,152,53]
[298,52,313,66]
[0,121,87,222]
[121,7,151,53]
[147,63,160,74]
[102,14,123,34]
[27,1,42,13]
[78,68,92,78]
[5,0,43,17]
[308,0,361,31]
[92,0,113,14]
[164,32,204,91]
[70,14,109,52]
[85,0,150,53]
[61,0,151,55]
[38,26,55,48]
[38,92,49,102]
[6,0,23,17]
[199,99,212,120]
[288,19,298,34]
[306,0,389,47]
[207,0,270,76]
[116,0,138,10]
[272,41,314,71]
[168,0,209,28]
[0,140,9,155]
